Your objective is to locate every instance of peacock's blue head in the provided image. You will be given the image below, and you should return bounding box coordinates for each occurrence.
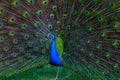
[49,34,55,40]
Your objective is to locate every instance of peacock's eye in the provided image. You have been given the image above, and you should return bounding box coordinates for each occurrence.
[62,14,67,20]
[112,23,115,26]
[9,31,15,36]
[98,17,101,20]
[15,2,19,5]
[52,5,57,11]
[97,16,105,24]
[35,32,41,37]
[71,10,77,16]
[23,11,30,18]
[8,16,16,23]
[34,21,41,28]
[23,34,29,40]
[43,0,49,6]
[112,40,115,44]
[100,32,103,35]
[3,46,9,52]
[27,0,35,4]
[11,0,21,7]
[86,26,94,32]
[36,10,44,16]
[56,21,61,26]
[62,0,68,3]
[13,39,18,44]
[0,9,3,12]
[0,37,3,40]
[85,11,89,15]
[50,13,55,20]
[0,8,5,12]
[11,53,17,57]
[0,37,4,42]
[21,24,28,30]
[48,24,53,30]
[27,41,33,47]
[112,23,116,27]
[110,3,113,7]
[19,47,24,53]
[109,2,116,10]
[44,2,47,4]
[12,18,15,21]
[30,0,33,3]
[25,14,28,16]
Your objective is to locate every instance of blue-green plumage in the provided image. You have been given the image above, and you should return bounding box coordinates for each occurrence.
[0,0,120,80]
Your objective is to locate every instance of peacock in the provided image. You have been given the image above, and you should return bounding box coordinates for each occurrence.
[0,0,120,80]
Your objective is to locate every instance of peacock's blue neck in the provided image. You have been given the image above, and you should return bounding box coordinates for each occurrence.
[49,34,61,66]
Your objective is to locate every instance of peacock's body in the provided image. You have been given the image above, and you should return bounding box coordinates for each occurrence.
[0,0,120,80]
